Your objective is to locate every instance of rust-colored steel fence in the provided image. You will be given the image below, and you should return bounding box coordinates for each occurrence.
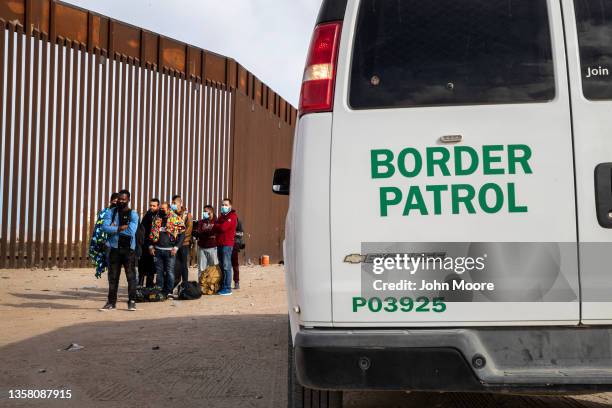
[0,0,295,269]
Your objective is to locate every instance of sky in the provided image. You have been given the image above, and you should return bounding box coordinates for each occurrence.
[64,0,323,106]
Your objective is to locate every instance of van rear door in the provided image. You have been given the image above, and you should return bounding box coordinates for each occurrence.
[564,0,612,324]
[329,0,580,326]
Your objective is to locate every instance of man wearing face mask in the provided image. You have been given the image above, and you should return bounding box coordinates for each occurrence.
[196,205,218,281]
[100,190,140,311]
[149,202,185,299]
[136,198,160,287]
[171,195,193,290]
[213,198,238,296]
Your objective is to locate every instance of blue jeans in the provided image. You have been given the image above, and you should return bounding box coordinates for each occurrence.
[217,246,233,291]
[154,250,176,295]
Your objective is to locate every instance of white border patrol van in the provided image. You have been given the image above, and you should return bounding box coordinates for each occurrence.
[272,0,612,406]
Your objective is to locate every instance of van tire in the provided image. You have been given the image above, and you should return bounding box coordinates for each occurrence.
[288,323,343,408]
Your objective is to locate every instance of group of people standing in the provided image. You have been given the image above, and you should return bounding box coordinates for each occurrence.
[89,190,242,311]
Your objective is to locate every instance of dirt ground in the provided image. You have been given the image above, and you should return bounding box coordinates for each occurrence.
[1,265,612,408]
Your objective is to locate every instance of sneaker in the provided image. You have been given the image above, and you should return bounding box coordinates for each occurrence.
[128,301,137,311]
[99,303,116,311]
[218,289,232,296]
[234,282,240,290]
[167,293,174,300]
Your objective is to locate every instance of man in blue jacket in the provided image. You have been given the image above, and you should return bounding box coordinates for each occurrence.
[100,189,140,311]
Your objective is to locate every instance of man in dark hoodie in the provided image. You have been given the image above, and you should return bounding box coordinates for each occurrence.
[149,202,185,299]
[213,198,238,296]
[196,205,218,281]
[136,198,159,287]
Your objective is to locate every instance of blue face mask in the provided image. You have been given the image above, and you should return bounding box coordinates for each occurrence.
[221,206,230,215]
[202,211,210,220]
[170,204,178,212]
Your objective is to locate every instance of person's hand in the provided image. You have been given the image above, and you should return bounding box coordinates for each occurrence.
[149,247,155,256]
[118,225,128,232]
[171,247,178,256]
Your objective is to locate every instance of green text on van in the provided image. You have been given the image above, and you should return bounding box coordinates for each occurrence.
[371,145,532,216]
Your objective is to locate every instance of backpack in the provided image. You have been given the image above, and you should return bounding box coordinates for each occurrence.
[135,286,165,302]
[178,281,202,300]
[200,265,222,295]
[235,219,246,250]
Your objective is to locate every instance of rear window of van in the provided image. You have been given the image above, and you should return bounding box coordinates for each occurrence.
[574,0,612,100]
[349,0,555,109]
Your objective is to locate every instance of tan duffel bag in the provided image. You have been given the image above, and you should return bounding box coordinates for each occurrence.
[200,265,222,295]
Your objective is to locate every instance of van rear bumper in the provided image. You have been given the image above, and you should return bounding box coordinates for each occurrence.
[294,327,612,393]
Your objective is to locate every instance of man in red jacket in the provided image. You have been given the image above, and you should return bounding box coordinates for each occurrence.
[213,198,238,296]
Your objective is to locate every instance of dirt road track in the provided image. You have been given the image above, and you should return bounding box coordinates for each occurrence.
[1,266,611,407]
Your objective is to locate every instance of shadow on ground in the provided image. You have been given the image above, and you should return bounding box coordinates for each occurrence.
[0,313,611,408]
[0,314,289,408]
[343,391,612,408]
[1,302,91,310]
[9,287,109,302]
[1,288,110,309]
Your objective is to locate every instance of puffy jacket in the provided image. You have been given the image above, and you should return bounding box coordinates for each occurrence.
[196,218,217,249]
[213,210,237,247]
[149,211,186,248]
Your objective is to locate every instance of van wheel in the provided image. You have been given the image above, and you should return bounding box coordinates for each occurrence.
[288,323,343,408]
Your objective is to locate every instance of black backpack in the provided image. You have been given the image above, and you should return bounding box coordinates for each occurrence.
[178,281,202,300]
[235,219,245,250]
[135,286,164,302]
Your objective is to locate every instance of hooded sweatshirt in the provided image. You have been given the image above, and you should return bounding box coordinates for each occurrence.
[196,216,217,249]
[213,209,237,247]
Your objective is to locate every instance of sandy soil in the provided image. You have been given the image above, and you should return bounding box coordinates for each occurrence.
[1,265,611,408]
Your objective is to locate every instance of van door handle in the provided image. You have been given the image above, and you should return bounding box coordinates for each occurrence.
[595,163,612,228]
[439,135,463,144]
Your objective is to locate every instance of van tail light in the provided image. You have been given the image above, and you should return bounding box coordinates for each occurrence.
[299,21,342,116]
